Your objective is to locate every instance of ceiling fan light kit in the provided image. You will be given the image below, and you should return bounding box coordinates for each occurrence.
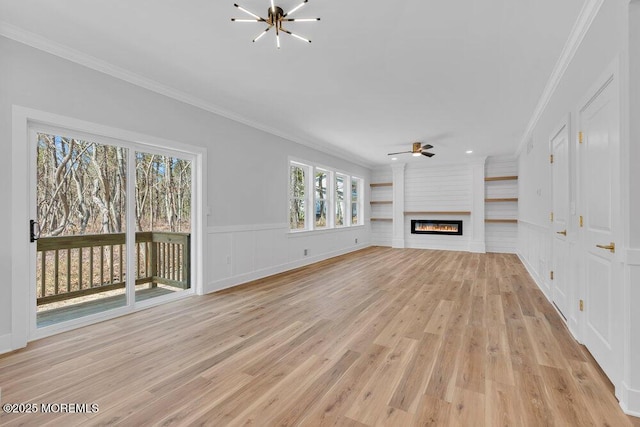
[232,0,320,48]
[388,142,435,158]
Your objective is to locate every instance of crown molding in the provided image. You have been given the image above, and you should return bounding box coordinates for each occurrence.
[516,0,605,156]
[0,21,374,169]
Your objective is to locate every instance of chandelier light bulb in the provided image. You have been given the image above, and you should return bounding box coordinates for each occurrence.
[285,2,307,17]
[234,4,262,20]
[290,33,311,43]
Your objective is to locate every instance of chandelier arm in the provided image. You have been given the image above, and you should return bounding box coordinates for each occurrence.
[282,0,308,18]
[282,18,320,22]
[280,27,312,43]
[252,26,272,43]
[233,3,267,21]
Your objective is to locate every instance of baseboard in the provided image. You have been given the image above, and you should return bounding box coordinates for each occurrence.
[517,250,550,299]
[517,250,582,343]
[485,246,516,254]
[0,333,12,355]
[205,243,372,294]
[620,382,640,417]
[469,241,486,253]
[391,239,405,249]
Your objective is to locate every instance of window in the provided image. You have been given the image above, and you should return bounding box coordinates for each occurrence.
[289,160,363,231]
[314,169,329,229]
[335,173,346,227]
[289,163,308,230]
[351,177,362,226]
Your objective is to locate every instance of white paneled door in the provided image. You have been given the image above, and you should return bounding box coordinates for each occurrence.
[579,68,622,386]
[551,121,570,319]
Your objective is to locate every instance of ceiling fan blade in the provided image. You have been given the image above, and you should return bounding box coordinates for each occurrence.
[421,144,433,150]
[422,152,435,157]
[387,151,411,155]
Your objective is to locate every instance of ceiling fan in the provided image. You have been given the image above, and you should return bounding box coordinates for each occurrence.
[388,142,435,158]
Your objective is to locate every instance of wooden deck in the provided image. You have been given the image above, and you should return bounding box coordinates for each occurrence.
[1,247,638,426]
[37,287,178,328]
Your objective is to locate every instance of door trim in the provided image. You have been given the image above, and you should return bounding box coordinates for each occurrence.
[549,114,573,325]
[11,106,207,348]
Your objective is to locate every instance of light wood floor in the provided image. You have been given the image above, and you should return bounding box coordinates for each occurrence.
[1,247,638,426]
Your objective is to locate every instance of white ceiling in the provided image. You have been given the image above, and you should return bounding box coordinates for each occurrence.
[0,0,586,166]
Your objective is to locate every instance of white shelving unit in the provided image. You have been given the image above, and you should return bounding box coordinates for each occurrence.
[484,157,518,253]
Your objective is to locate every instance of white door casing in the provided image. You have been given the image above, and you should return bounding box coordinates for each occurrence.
[551,119,571,319]
[11,107,205,348]
[578,63,623,387]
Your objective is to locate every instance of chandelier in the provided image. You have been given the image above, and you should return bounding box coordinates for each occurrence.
[231,0,320,48]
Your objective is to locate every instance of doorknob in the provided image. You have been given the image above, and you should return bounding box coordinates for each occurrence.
[556,230,567,236]
[595,242,615,253]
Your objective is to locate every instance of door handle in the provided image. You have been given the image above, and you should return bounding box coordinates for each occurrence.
[556,230,567,236]
[30,220,40,243]
[595,242,615,253]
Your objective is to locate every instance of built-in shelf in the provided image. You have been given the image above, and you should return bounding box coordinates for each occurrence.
[404,211,471,215]
[370,182,393,187]
[485,198,518,203]
[485,219,518,223]
[484,176,518,182]
[370,200,393,205]
[370,218,393,222]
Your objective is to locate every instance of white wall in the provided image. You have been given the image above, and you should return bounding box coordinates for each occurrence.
[517,0,640,415]
[404,163,472,251]
[371,161,486,252]
[0,37,371,346]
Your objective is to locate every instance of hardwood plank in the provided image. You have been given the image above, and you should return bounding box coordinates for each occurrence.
[424,299,454,335]
[388,332,441,413]
[449,387,485,427]
[414,394,452,426]
[539,365,596,427]
[344,338,417,425]
[0,248,634,426]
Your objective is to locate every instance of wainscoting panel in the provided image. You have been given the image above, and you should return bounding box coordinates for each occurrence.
[485,222,518,253]
[206,224,371,293]
[623,253,640,416]
[517,220,551,297]
[0,333,11,355]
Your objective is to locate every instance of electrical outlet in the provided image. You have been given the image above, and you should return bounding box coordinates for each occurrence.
[304,249,308,256]
[355,238,358,244]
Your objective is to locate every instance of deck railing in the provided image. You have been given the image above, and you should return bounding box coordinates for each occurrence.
[36,232,190,305]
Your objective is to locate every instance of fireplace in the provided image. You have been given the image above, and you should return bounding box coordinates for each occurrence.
[411,220,463,236]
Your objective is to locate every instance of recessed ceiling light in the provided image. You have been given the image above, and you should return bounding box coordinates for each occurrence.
[391,157,398,161]
[466,150,473,154]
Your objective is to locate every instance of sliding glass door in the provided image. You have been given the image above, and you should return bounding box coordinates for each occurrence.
[33,129,193,330]
[134,151,192,303]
